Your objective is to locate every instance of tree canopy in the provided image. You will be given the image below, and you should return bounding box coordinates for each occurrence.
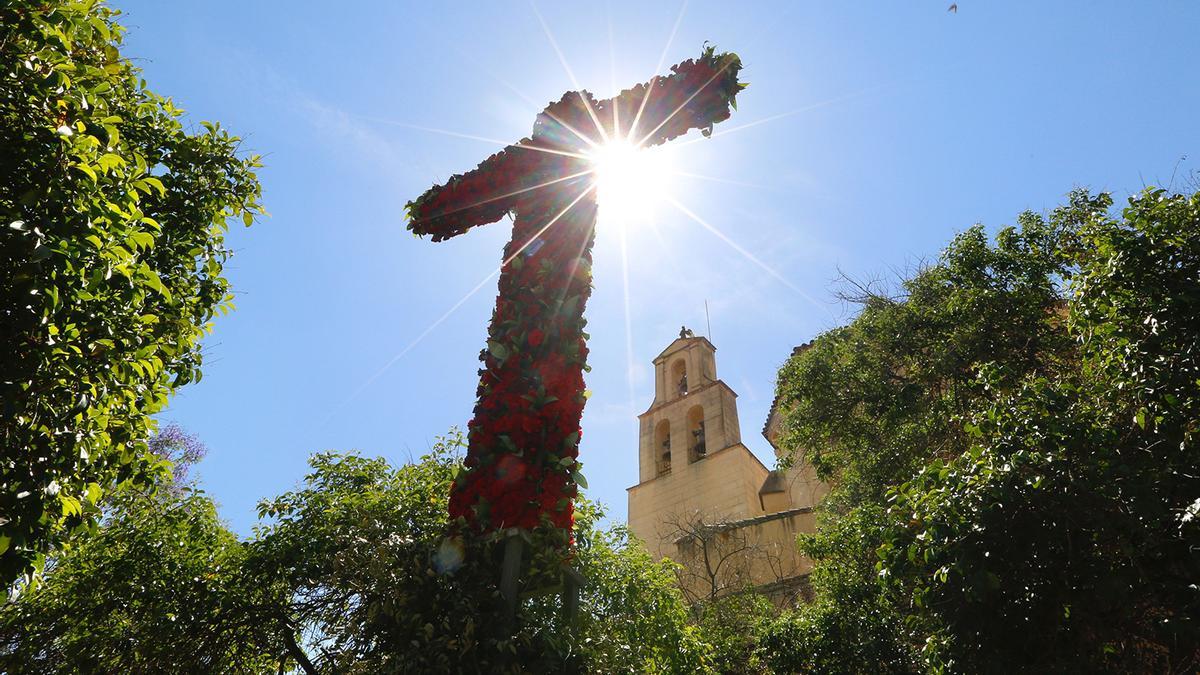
[248,430,713,674]
[0,425,280,673]
[6,5,1197,672]
[1,430,716,674]
[764,189,1200,673]
[0,0,263,585]
[0,485,281,673]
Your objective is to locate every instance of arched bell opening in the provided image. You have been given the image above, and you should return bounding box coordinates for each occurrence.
[654,419,672,475]
[687,405,707,462]
[672,358,688,399]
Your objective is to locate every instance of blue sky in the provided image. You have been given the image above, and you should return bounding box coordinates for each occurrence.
[117,1,1200,534]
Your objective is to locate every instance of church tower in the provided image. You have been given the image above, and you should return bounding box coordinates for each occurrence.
[627,330,829,603]
[627,328,772,559]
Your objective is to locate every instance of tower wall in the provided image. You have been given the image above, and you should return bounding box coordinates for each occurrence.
[630,333,766,559]
[637,381,743,483]
[628,443,769,559]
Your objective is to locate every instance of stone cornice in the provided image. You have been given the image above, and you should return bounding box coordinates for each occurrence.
[638,379,738,418]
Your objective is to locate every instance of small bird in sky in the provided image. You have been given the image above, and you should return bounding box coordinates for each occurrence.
[948,3,958,12]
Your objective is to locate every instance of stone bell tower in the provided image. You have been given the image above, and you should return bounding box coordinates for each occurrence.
[627,328,772,559]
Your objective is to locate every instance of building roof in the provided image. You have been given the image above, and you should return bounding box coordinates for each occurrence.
[761,342,813,442]
[758,469,788,495]
[653,334,717,362]
[671,506,816,544]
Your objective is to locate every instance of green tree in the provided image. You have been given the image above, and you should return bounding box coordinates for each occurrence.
[762,200,1078,671]
[249,430,712,674]
[757,506,912,675]
[557,509,714,674]
[0,429,713,673]
[691,591,776,674]
[0,485,283,673]
[0,0,263,584]
[763,189,1200,672]
[879,190,1200,672]
[773,208,1074,511]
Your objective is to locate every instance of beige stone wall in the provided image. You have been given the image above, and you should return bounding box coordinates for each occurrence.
[652,337,720,405]
[628,443,769,559]
[762,392,830,511]
[637,381,745,483]
[672,508,818,604]
[741,509,817,581]
[760,489,791,513]
[784,460,829,511]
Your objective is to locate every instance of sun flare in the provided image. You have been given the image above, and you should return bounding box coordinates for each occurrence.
[588,139,674,221]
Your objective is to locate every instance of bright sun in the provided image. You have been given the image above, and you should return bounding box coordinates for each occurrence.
[588,139,674,221]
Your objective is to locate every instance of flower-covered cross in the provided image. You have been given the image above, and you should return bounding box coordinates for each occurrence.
[406,46,745,551]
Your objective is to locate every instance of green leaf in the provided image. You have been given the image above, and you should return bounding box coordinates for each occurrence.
[141,176,166,195]
[89,16,112,42]
[61,495,83,518]
[73,163,98,182]
[487,340,509,361]
[96,153,125,172]
[141,268,172,301]
[127,231,155,251]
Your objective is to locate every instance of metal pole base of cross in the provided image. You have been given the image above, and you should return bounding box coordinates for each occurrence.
[497,530,587,635]
[498,533,523,634]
